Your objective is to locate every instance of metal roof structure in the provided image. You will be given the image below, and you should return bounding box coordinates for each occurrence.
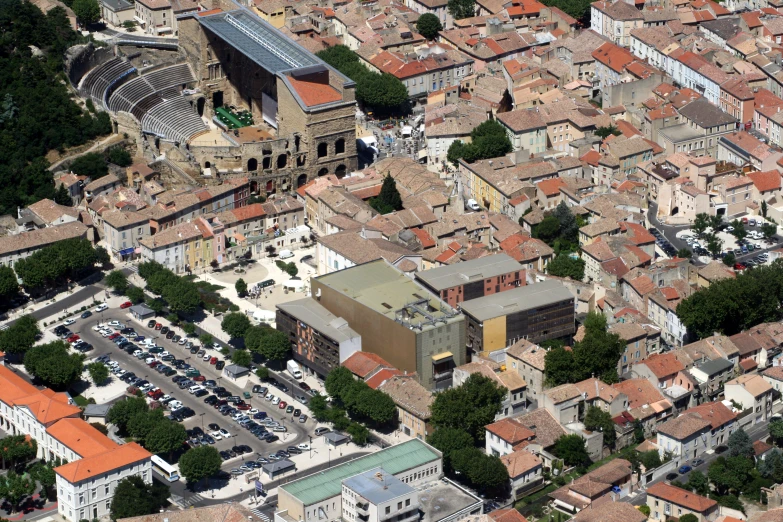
[279,439,440,506]
[344,467,414,505]
[414,253,522,292]
[197,10,323,74]
[459,279,574,322]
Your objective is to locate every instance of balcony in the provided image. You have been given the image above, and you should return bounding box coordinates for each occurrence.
[356,502,369,515]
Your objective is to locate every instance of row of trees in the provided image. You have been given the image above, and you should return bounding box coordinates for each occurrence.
[447,120,512,165]
[138,261,202,314]
[677,259,783,337]
[0,0,112,216]
[14,238,107,293]
[24,340,84,390]
[426,374,509,496]
[544,312,626,385]
[317,46,408,114]
[324,366,398,428]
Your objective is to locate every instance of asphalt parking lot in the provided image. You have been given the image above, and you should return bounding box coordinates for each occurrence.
[66,311,316,471]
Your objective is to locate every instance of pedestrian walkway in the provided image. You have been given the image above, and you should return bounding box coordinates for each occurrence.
[250,508,271,522]
[171,493,205,508]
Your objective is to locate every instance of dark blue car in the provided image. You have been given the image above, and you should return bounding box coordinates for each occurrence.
[678,465,692,474]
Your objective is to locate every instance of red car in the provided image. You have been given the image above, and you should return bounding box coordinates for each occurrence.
[236,403,251,410]
[154,323,162,330]
[119,301,132,309]
[210,357,218,365]
[278,401,287,409]
[742,217,749,224]
[191,375,206,382]
[734,263,747,270]
[147,389,163,399]
[67,334,80,343]
[148,361,159,368]
[108,333,119,340]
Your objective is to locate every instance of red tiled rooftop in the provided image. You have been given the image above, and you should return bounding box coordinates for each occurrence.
[287,77,342,107]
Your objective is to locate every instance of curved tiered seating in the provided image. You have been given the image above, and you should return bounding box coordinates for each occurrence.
[107,63,196,114]
[141,93,206,144]
[79,58,135,109]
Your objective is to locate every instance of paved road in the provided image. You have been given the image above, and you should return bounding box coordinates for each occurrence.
[624,417,772,507]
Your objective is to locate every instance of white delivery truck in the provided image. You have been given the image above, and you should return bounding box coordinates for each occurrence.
[287,359,303,379]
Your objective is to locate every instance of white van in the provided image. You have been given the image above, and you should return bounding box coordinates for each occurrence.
[466,199,481,211]
[287,360,302,379]
[279,250,294,260]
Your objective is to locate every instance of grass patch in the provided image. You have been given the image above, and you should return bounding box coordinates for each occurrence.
[73,395,89,407]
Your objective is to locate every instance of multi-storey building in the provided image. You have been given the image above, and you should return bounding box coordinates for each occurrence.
[138,216,225,273]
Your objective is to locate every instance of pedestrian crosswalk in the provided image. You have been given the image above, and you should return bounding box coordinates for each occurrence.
[127,265,139,274]
[250,508,271,522]
[171,493,205,507]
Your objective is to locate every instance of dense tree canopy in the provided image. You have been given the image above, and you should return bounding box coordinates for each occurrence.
[0,315,39,356]
[583,406,616,448]
[24,341,84,389]
[106,397,149,435]
[546,255,585,280]
[221,312,252,339]
[451,447,509,496]
[427,428,474,472]
[416,13,442,40]
[245,326,291,361]
[14,238,100,292]
[230,349,252,367]
[0,435,37,469]
[447,120,512,165]
[447,0,475,19]
[110,476,169,520]
[553,434,591,467]
[105,270,129,294]
[324,366,397,427]
[69,152,107,179]
[179,446,222,486]
[87,362,109,385]
[317,46,408,114]
[544,312,622,385]
[677,259,783,337]
[0,471,35,513]
[430,374,505,440]
[72,0,100,26]
[0,266,18,301]
[0,0,110,216]
[369,174,403,214]
[538,0,592,22]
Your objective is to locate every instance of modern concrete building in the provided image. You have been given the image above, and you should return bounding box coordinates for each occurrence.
[460,280,575,356]
[311,260,466,390]
[276,298,361,380]
[341,468,419,522]
[414,253,526,308]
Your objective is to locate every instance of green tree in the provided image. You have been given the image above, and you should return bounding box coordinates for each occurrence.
[546,255,585,280]
[128,409,164,442]
[69,152,106,178]
[728,428,754,459]
[595,125,621,138]
[762,222,778,241]
[685,470,710,496]
[221,312,252,339]
[255,366,269,380]
[231,349,252,367]
[451,447,509,495]
[0,471,35,513]
[723,252,736,267]
[762,200,769,218]
[29,461,56,499]
[639,505,650,517]
[430,373,505,440]
[638,450,661,470]
[633,419,645,444]
[72,0,100,25]
[347,422,369,445]
[0,315,39,356]
[24,341,84,389]
[583,406,616,448]
[679,515,699,522]
[552,434,591,467]
[95,245,110,265]
[199,333,213,347]
[553,201,579,246]
[179,446,222,487]
[106,397,149,435]
[370,174,403,214]
[0,265,18,300]
[325,366,356,399]
[105,270,129,294]
[447,0,475,19]
[771,420,783,446]
[110,476,169,520]
[730,219,747,243]
[427,428,474,472]
[182,322,197,336]
[87,362,109,385]
[534,215,562,245]
[256,329,291,361]
[706,234,723,258]
[708,456,754,495]
[54,184,72,206]
[446,120,512,164]
[677,247,693,258]
[308,394,329,421]
[416,13,442,39]
[145,421,187,461]
[759,449,783,483]
[235,278,248,297]
[126,286,145,304]
[107,146,132,167]
[544,346,576,386]
[692,213,711,237]
[163,280,201,314]
[0,436,37,469]
[353,387,397,426]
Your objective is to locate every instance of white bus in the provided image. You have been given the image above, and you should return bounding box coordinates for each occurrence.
[150,455,179,482]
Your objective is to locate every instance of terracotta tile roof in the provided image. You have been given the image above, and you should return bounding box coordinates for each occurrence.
[727,374,772,397]
[657,411,712,440]
[612,378,666,409]
[647,483,717,513]
[46,418,119,458]
[488,508,529,522]
[627,274,655,295]
[592,42,636,74]
[365,368,403,390]
[286,76,342,107]
[747,170,782,193]
[683,401,736,430]
[740,358,758,371]
[763,366,783,381]
[117,504,259,522]
[545,383,581,403]
[13,390,81,425]
[0,365,43,406]
[377,374,433,418]
[639,352,685,378]
[507,339,547,371]
[342,352,393,379]
[55,442,151,484]
[698,260,735,282]
[536,177,567,197]
[500,450,542,478]
[0,221,88,256]
[754,439,773,456]
[486,418,535,444]
[515,408,568,448]
[410,227,436,249]
[572,501,646,522]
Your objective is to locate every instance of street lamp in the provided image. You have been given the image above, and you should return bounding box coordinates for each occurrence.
[200,412,205,429]
[328,447,332,468]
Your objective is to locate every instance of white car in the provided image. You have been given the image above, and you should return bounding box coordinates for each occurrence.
[145,357,155,364]
[161,351,171,358]
[202,353,211,361]
[211,431,223,440]
[178,338,187,345]
[297,443,310,450]
[265,394,275,402]
[133,350,142,357]
[231,412,245,420]
[142,339,155,347]
[108,320,121,327]
[115,370,126,377]
[271,397,280,405]
[95,303,109,312]
[219,428,230,438]
[726,226,734,232]
[249,408,259,415]
[63,318,76,326]
[168,400,183,410]
[92,325,103,332]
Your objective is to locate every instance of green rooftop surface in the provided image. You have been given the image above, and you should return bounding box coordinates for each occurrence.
[279,439,440,506]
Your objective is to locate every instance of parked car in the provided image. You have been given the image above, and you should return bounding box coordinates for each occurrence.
[678,465,692,474]
[120,301,133,309]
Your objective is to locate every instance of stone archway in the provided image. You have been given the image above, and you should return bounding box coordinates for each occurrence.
[297,173,308,187]
[248,158,258,171]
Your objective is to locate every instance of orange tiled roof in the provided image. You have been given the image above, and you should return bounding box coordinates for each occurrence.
[12,390,81,426]
[46,418,119,458]
[488,508,529,522]
[747,170,781,193]
[0,365,42,406]
[365,368,402,389]
[647,482,717,513]
[55,442,151,483]
[536,177,567,197]
[286,77,342,107]
[342,352,393,379]
[486,418,535,443]
[640,352,685,378]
